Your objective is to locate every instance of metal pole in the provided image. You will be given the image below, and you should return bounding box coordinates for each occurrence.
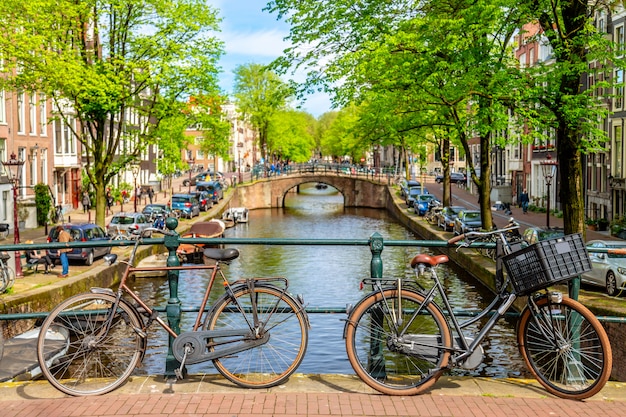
[133,177,138,212]
[163,217,182,378]
[546,179,551,228]
[12,185,22,277]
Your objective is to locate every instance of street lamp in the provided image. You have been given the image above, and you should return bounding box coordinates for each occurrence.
[187,158,195,194]
[540,153,558,228]
[2,153,25,277]
[131,165,140,212]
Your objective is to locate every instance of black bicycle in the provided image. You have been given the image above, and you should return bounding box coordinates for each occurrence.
[344,227,612,400]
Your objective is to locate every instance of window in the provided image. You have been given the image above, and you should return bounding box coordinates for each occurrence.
[39,95,47,135]
[616,69,624,110]
[17,91,25,133]
[617,26,625,52]
[613,122,624,178]
[29,92,36,134]
[0,90,5,123]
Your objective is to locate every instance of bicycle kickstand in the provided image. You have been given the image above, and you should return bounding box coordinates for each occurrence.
[174,344,192,380]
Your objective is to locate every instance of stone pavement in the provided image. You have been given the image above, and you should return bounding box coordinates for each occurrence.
[2,175,625,416]
[0,373,624,417]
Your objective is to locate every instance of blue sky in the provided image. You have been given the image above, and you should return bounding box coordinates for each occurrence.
[212,0,332,117]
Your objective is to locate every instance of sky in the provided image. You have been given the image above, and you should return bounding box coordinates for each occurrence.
[212,0,332,117]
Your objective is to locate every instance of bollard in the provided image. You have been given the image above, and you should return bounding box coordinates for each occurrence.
[163,216,183,379]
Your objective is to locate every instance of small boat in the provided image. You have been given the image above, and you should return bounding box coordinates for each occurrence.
[176,219,226,263]
[0,325,69,382]
[315,182,328,190]
[222,207,249,224]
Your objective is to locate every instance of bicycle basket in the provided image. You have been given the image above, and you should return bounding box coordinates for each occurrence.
[502,233,591,296]
[0,250,10,261]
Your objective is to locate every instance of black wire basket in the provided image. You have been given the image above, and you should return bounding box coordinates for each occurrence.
[502,233,591,296]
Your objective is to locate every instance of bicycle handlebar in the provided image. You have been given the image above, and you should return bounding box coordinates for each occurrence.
[141,227,177,237]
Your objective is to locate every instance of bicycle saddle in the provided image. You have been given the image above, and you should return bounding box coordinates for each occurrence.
[410,253,449,268]
[203,248,240,262]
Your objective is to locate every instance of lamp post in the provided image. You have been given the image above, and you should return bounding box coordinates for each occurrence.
[540,153,558,228]
[2,153,25,277]
[131,165,140,212]
[187,158,194,194]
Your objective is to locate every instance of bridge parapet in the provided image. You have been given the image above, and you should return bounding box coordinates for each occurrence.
[229,173,389,209]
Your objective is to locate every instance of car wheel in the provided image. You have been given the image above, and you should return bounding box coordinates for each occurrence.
[85,251,94,266]
[606,271,618,296]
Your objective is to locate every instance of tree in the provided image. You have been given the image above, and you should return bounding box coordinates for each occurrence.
[268,110,316,163]
[190,95,232,173]
[523,1,620,235]
[233,63,293,162]
[0,0,223,227]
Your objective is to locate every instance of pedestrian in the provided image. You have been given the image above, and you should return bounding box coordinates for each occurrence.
[147,186,154,204]
[56,225,72,278]
[25,240,55,274]
[520,189,529,214]
[82,191,91,213]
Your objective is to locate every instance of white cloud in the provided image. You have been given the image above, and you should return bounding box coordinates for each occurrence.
[220,28,288,59]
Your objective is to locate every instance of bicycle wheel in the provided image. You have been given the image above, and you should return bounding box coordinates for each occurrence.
[518,295,612,400]
[4,266,15,290]
[204,285,308,388]
[37,293,145,396]
[345,288,452,395]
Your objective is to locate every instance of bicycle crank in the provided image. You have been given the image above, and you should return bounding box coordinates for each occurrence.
[172,329,269,365]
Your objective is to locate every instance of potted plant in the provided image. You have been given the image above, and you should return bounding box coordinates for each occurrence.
[585,218,598,231]
[597,218,609,231]
[18,206,29,228]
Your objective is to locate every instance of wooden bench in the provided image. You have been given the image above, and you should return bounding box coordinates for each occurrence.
[20,253,43,274]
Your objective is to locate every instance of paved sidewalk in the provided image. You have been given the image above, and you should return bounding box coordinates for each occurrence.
[0,374,624,417]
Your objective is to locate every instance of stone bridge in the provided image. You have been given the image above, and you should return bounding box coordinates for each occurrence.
[228,172,391,209]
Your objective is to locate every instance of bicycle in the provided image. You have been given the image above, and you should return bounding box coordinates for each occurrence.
[36,227,310,396]
[0,251,15,293]
[0,223,9,240]
[344,227,612,400]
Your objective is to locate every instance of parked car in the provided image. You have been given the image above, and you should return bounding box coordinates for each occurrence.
[435,172,467,184]
[453,210,482,235]
[582,240,626,296]
[47,223,111,266]
[437,206,465,231]
[196,181,224,203]
[413,194,439,216]
[106,212,153,237]
[400,179,421,199]
[405,186,429,208]
[182,171,211,186]
[193,190,212,211]
[170,194,201,218]
[142,203,171,220]
[522,227,564,246]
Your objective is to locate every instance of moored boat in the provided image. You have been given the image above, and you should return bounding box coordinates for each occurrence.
[176,219,226,263]
[222,207,249,224]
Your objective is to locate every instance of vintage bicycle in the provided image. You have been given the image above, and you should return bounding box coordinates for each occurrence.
[344,227,612,400]
[36,227,310,396]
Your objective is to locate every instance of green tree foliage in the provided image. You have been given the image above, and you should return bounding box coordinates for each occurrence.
[268,110,316,163]
[34,184,53,226]
[190,95,232,173]
[0,0,223,227]
[233,63,294,162]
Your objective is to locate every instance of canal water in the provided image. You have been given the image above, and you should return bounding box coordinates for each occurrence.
[130,183,529,378]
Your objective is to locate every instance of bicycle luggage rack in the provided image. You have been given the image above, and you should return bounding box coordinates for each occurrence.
[502,233,592,296]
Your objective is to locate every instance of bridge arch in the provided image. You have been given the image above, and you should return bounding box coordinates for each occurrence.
[228,173,390,210]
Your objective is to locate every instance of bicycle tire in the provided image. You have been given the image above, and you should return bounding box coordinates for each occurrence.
[345,288,452,395]
[5,266,15,290]
[517,295,612,400]
[37,292,145,396]
[204,285,309,388]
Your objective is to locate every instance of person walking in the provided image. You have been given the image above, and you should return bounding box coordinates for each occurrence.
[82,191,91,213]
[520,189,529,214]
[147,186,154,204]
[56,225,72,278]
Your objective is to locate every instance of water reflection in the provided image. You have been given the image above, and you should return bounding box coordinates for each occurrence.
[129,182,528,378]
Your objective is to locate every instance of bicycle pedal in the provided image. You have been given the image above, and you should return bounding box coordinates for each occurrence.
[174,368,184,380]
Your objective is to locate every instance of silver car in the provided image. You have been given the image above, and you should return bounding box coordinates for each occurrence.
[582,240,626,296]
[107,212,153,238]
